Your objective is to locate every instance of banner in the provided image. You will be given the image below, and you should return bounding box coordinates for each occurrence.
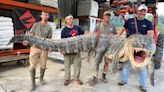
[13,9,40,35]
[12,9,40,49]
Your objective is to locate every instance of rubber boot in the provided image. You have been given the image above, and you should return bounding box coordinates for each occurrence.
[102,73,106,80]
[40,68,47,85]
[30,69,36,91]
[89,76,97,86]
[102,73,108,83]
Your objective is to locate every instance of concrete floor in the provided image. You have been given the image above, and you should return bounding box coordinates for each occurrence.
[0,52,164,92]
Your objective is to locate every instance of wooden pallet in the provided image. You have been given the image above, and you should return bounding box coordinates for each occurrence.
[0,54,29,63]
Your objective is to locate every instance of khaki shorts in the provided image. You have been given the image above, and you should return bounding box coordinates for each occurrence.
[29,46,48,70]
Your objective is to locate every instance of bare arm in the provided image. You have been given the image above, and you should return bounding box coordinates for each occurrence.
[113,25,117,34]
[117,27,126,36]
[147,30,154,37]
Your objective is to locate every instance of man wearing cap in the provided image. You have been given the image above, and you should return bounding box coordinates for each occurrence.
[90,11,117,85]
[117,5,153,92]
[61,15,84,86]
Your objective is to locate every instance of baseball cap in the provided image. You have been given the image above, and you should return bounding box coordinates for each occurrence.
[65,15,73,19]
[138,4,148,12]
[103,11,111,16]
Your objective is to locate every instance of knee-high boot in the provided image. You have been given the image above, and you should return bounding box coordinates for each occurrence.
[40,68,47,85]
[30,69,36,91]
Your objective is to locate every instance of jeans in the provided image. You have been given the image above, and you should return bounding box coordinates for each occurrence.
[120,61,147,87]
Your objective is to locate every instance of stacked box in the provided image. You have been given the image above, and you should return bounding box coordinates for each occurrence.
[28,0,58,8]
[0,16,14,50]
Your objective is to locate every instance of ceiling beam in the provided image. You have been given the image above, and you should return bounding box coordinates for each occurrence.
[0,0,58,13]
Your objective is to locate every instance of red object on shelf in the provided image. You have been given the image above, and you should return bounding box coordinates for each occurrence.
[0,49,30,56]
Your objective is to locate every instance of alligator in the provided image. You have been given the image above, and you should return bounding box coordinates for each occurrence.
[8,33,156,85]
[153,33,164,69]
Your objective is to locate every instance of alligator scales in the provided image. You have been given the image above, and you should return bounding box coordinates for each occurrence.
[8,34,156,69]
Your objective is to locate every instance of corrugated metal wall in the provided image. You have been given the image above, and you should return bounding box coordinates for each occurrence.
[58,0,78,18]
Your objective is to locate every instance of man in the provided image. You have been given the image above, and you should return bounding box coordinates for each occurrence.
[90,11,117,85]
[117,5,153,92]
[23,11,52,91]
[61,15,84,86]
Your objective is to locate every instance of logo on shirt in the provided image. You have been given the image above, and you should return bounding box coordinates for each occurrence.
[70,30,78,36]
[44,30,48,34]
[131,22,134,24]
[109,28,113,31]
[142,25,147,27]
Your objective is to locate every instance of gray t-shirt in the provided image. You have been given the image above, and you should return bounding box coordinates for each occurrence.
[30,22,52,39]
[95,22,116,35]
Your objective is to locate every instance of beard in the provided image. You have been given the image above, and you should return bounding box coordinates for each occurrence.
[137,14,145,20]
[67,22,73,25]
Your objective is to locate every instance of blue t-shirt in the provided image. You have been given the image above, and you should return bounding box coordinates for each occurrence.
[124,18,153,37]
[61,25,84,38]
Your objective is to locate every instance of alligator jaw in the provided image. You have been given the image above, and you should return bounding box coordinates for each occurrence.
[129,48,152,69]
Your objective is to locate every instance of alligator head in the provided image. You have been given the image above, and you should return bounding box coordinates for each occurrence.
[127,34,156,69]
